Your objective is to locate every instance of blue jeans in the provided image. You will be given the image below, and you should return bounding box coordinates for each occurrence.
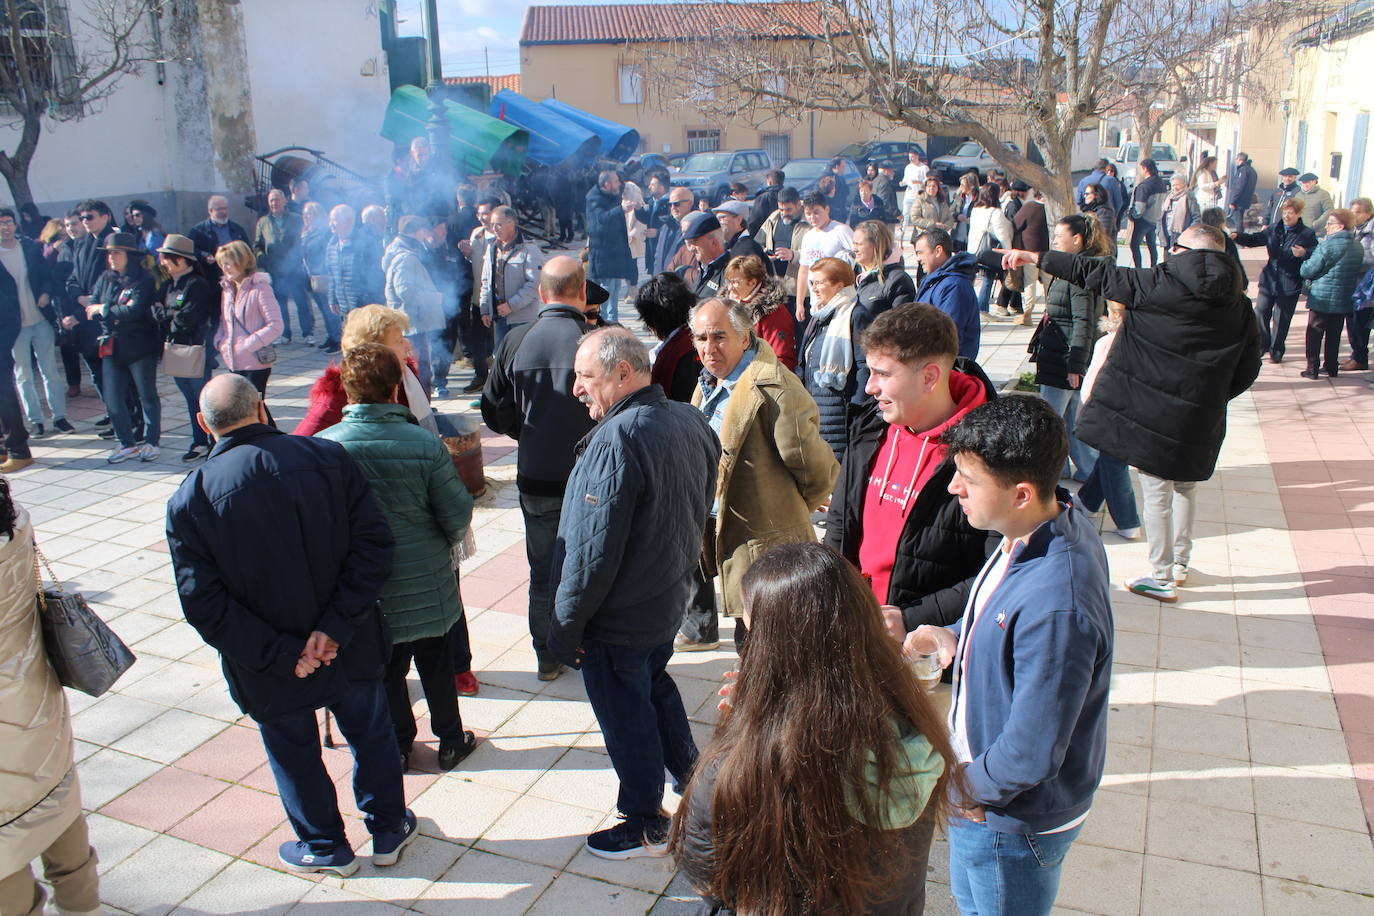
[1037,385,1093,481]
[173,367,213,447]
[1077,451,1141,531]
[316,290,342,343]
[977,270,997,312]
[949,818,1084,916]
[12,321,66,422]
[580,639,697,821]
[1129,218,1158,268]
[520,492,564,665]
[257,679,406,856]
[102,355,161,447]
[590,276,626,324]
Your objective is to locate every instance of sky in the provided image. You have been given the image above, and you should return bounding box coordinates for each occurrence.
[395,0,660,79]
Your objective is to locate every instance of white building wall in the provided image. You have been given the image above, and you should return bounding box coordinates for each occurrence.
[0,0,393,226]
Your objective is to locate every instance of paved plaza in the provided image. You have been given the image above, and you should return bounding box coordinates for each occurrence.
[11,247,1374,914]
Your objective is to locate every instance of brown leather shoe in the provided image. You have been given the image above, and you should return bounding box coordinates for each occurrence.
[65,384,80,398]
[1339,359,1367,371]
[0,456,34,473]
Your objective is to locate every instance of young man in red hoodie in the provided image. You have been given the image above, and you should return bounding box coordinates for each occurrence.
[824,304,999,638]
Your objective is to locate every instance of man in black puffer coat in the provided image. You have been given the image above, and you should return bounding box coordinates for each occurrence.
[1001,223,1261,603]
[825,304,998,637]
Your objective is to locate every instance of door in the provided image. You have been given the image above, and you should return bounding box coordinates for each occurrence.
[1349,111,1369,200]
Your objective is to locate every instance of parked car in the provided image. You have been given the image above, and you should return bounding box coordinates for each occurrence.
[666,153,690,172]
[929,140,1022,184]
[781,157,862,197]
[669,149,774,204]
[836,140,927,173]
[1113,142,1187,189]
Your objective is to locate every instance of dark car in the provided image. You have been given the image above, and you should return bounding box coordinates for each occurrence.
[836,140,927,174]
[781,157,862,197]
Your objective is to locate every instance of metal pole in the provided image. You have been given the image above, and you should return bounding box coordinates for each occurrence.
[421,0,443,87]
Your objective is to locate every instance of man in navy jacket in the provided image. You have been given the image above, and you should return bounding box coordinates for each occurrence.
[167,374,414,877]
[912,396,1112,916]
[548,326,718,861]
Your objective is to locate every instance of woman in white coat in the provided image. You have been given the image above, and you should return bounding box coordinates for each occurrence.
[0,478,100,916]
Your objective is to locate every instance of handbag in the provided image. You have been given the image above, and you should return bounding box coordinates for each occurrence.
[233,312,277,365]
[162,342,206,378]
[33,541,136,697]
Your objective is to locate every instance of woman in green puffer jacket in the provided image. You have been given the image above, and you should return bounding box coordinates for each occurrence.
[316,343,475,772]
[1299,209,1366,378]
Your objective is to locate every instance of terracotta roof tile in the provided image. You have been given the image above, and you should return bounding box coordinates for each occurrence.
[444,73,522,94]
[521,2,832,45]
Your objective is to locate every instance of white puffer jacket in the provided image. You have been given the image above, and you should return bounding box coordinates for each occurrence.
[0,507,81,877]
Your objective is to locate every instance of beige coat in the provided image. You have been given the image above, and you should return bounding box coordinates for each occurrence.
[694,341,839,615]
[0,508,81,877]
[756,211,812,296]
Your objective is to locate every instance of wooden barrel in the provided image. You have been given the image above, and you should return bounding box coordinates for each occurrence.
[443,431,487,498]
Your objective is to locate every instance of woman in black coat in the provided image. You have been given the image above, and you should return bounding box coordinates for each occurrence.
[157,234,219,461]
[1030,214,1107,482]
[87,233,162,463]
[853,220,916,318]
[1234,198,1317,362]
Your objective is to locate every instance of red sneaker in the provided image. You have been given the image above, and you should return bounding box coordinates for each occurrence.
[454,671,480,696]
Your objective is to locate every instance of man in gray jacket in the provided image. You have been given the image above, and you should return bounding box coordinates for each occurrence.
[479,206,546,349]
[548,326,719,861]
[383,215,445,395]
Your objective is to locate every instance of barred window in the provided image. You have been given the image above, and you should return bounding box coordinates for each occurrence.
[0,0,83,118]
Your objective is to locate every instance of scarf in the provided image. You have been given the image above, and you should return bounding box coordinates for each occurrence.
[808,285,859,391]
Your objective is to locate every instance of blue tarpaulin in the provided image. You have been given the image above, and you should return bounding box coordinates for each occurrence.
[539,99,641,162]
[489,90,600,168]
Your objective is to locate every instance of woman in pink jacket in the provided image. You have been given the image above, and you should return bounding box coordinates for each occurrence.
[214,240,284,425]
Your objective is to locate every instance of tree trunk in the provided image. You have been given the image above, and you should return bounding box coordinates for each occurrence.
[0,108,41,212]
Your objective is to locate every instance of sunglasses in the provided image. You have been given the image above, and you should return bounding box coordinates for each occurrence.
[1170,242,1196,254]
[79,213,95,221]
[669,199,691,207]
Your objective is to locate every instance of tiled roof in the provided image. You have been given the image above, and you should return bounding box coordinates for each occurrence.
[444,73,522,94]
[520,2,832,45]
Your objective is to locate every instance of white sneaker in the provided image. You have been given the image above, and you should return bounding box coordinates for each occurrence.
[137,443,160,462]
[1126,575,1177,603]
[106,445,139,464]
[303,335,316,346]
[1172,564,1189,585]
[1115,526,1140,540]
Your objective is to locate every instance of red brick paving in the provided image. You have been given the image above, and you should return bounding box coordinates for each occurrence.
[1250,306,1374,837]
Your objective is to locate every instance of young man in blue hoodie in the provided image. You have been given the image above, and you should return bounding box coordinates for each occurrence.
[912,396,1113,916]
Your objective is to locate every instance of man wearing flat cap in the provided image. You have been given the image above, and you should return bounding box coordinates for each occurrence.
[1266,168,1302,227]
[711,200,770,271]
[681,212,730,299]
[1293,172,1334,237]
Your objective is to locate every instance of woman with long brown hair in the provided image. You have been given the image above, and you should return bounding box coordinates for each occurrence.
[672,542,958,916]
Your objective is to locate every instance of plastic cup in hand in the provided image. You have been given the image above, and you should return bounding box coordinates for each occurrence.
[907,632,942,694]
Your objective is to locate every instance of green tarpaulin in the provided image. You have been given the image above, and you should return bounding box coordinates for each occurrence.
[381,85,528,177]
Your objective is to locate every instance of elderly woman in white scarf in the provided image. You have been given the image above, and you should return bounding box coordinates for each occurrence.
[796,256,868,460]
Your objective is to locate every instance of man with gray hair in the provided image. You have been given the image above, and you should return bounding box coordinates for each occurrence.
[547,325,719,859]
[383,214,445,393]
[167,373,415,876]
[585,169,640,323]
[687,297,838,649]
[188,194,250,288]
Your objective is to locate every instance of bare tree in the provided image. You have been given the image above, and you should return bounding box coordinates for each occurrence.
[640,0,1297,218]
[0,0,165,209]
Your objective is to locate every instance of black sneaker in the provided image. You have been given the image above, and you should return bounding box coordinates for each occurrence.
[320,339,341,353]
[53,418,75,434]
[585,815,670,860]
[182,443,210,462]
[98,428,117,440]
[94,415,112,428]
[437,730,478,771]
[31,423,45,438]
[461,377,486,394]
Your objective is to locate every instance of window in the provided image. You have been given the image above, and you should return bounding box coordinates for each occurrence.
[761,134,791,166]
[0,0,81,117]
[745,152,767,170]
[686,129,721,154]
[618,65,643,105]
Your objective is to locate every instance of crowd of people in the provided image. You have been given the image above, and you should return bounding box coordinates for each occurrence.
[2,134,1364,916]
